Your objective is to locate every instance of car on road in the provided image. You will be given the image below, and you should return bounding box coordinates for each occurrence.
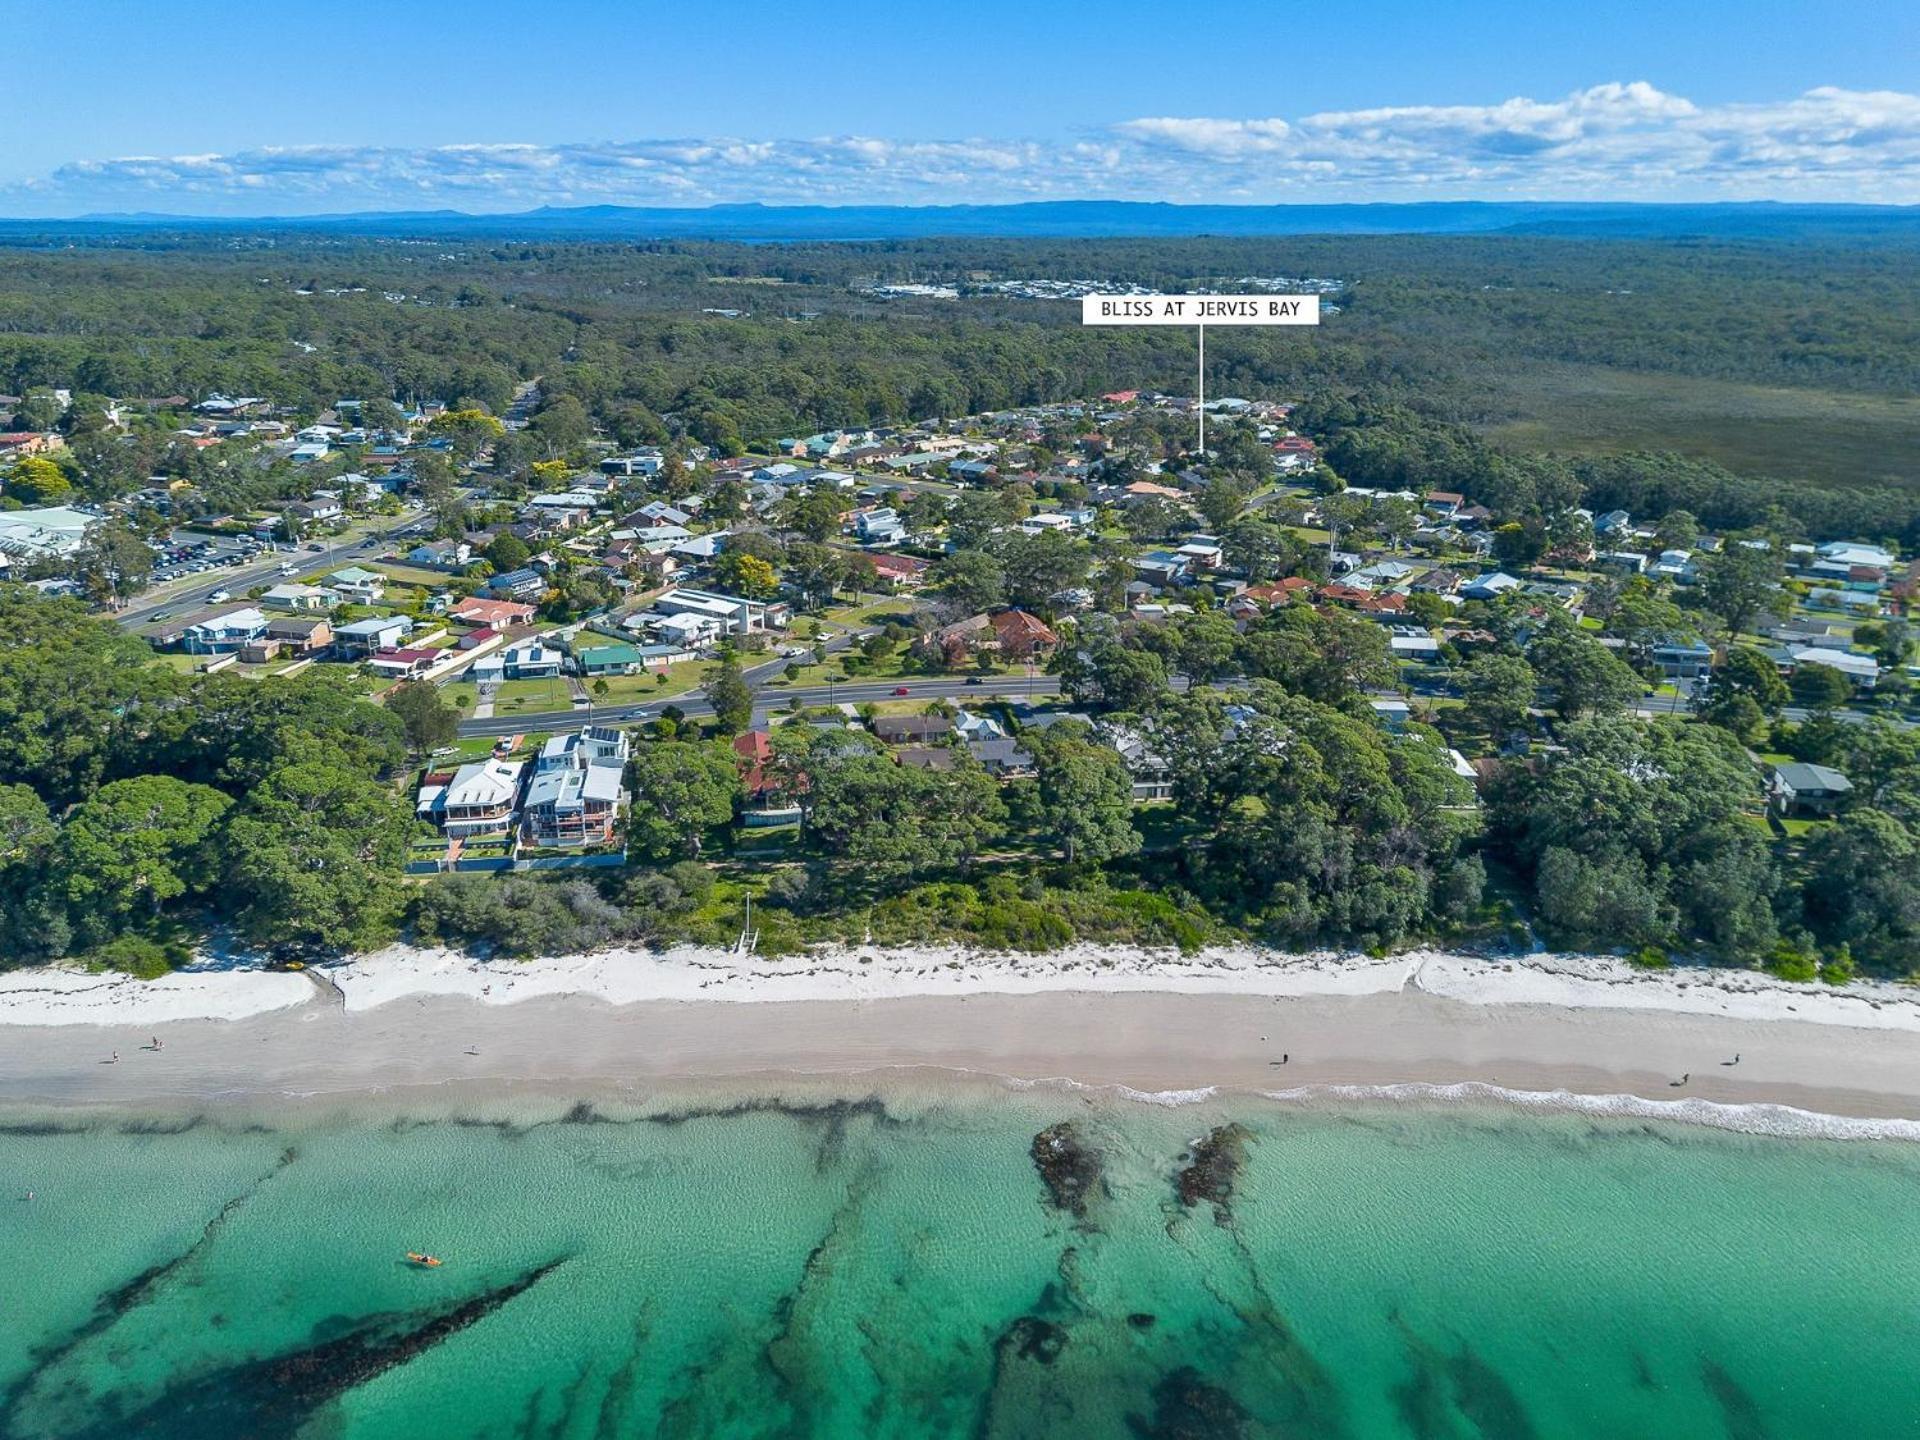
[306,542,326,551]
[206,589,231,603]
[892,685,911,696]
[964,676,983,685]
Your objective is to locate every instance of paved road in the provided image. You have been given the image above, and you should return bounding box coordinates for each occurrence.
[456,673,1063,739]
[114,515,432,635]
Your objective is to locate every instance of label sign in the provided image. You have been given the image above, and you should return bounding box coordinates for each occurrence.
[1081,294,1320,326]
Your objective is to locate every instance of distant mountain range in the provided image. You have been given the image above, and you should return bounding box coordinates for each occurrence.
[17,199,1920,242]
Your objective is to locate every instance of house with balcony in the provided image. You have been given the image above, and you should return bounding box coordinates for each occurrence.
[333,614,412,657]
[182,607,271,655]
[325,565,387,603]
[417,758,524,837]
[522,727,629,848]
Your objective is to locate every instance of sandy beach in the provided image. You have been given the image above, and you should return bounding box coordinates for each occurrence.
[1,945,1917,1129]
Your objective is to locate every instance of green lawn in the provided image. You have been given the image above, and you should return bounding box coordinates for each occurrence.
[582,663,705,703]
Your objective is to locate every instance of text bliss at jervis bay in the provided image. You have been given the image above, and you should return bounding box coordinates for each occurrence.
[1080,294,1321,326]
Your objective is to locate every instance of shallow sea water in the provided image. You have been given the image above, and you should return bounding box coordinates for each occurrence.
[1,1084,1917,1438]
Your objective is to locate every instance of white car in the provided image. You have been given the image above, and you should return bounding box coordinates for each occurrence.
[206,589,231,603]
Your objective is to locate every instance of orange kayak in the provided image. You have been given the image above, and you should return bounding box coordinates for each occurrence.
[406,1252,443,1268]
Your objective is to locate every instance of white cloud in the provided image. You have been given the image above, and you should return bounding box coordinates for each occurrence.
[14,84,1920,213]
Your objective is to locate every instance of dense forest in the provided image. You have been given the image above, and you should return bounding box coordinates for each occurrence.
[0,229,1915,540]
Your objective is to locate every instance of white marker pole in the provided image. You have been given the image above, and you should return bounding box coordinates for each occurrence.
[1079,294,1320,461]
[1197,323,1206,457]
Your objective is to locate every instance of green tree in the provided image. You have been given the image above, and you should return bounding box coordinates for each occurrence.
[1053,641,1168,711]
[485,532,531,573]
[1702,647,1791,723]
[712,551,779,599]
[626,741,741,857]
[1222,517,1295,582]
[1239,605,1394,704]
[1698,542,1788,637]
[702,659,754,736]
[1461,652,1538,735]
[929,549,1007,618]
[6,455,72,504]
[222,753,414,952]
[71,519,155,605]
[1791,662,1852,711]
[1527,618,1643,718]
[1028,728,1140,863]
[56,775,231,940]
[386,680,459,753]
[530,395,592,458]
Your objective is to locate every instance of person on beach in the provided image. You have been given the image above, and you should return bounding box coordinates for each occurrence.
[109,1050,118,1064]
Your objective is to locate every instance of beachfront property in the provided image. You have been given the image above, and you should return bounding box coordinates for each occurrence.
[522,726,630,847]
[417,758,525,836]
[1768,761,1853,817]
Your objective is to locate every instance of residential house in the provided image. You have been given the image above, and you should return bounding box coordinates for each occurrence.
[419,759,524,836]
[264,615,333,653]
[1135,551,1189,587]
[968,739,1036,779]
[1424,491,1464,518]
[367,647,440,679]
[450,596,537,628]
[333,615,413,657]
[407,539,471,569]
[575,641,648,676]
[1769,762,1853,817]
[501,640,565,679]
[952,708,1006,743]
[865,551,930,588]
[855,508,907,545]
[182,607,270,655]
[326,565,387,603]
[652,587,786,636]
[259,582,334,612]
[895,746,959,772]
[872,714,954,745]
[1651,638,1714,680]
[1462,572,1522,602]
[486,567,548,601]
[1101,724,1171,801]
[523,726,629,847]
[989,607,1059,657]
[1791,646,1879,688]
[1176,536,1226,570]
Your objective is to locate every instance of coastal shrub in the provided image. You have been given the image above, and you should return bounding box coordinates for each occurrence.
[1627,946,1670,970]
[1764,943,1819,983]
[83,933,182,980]
[1819,946,1856,986]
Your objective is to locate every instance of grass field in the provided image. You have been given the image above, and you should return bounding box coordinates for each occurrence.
[1479,362,1920,492]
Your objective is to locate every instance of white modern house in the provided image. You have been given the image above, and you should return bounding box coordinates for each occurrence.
[522,726,629,847]
[418,758,525,836]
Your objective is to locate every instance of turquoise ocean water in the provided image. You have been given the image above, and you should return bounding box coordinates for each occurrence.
[1,1084,1917,1438]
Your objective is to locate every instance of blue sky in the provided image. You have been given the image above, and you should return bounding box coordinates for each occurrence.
[10,0,1919,213]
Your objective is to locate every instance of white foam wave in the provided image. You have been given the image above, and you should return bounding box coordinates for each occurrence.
[1259,1080,1920,1142]
[1002,1074,1221,1107]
